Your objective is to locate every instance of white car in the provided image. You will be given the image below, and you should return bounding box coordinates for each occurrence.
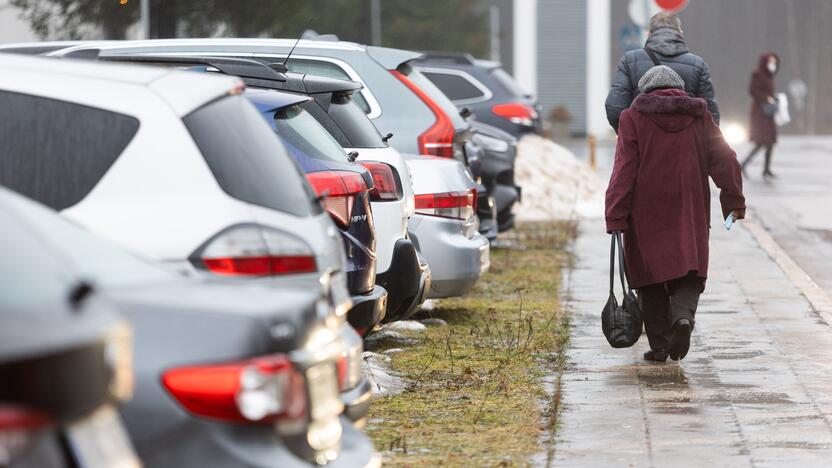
[0,52,353,317]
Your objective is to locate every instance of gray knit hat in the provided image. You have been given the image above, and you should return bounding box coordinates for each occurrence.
[638,65,685,93]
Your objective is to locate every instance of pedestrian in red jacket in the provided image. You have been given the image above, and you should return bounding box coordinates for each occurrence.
[741,53,780,177]
[605,65,746,362]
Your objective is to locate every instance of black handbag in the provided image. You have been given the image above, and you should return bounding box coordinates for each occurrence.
[601,232,643,348]
[762,99,778,116]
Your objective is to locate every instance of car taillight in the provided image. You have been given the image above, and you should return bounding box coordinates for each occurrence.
[359,162,401,201]
[306,171,369,227]
[491,102,538,127]
[336,344,363,392]
[162,355,305,424]
[391,70,456,158]
[192,225,317,277]
[0,405,52,466]
[414,189,477,221]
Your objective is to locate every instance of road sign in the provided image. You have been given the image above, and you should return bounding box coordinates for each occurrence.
[629,0,689,26]
[656,0,689,12]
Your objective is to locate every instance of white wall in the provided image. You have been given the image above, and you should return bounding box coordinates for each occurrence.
[586,0,611,137]
[512,0,537,97]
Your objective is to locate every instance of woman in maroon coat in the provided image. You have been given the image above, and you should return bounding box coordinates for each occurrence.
[741,53,780,177]
[605,65,746,362]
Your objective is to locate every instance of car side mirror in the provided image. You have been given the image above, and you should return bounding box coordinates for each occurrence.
[381,133,393,143]
[459,107,472,119]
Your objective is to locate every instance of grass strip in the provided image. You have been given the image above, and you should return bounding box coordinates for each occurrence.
[365,221,575,466]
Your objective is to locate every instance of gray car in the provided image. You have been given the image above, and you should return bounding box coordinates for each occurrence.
[0,188,379,467]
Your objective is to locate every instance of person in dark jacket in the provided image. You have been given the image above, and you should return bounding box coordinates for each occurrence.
[605,66,746,362]
[741,53,780,177]
[605,12,719,133]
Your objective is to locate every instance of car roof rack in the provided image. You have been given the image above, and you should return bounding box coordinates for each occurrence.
[416,51,477,65]
[95,53,363,96]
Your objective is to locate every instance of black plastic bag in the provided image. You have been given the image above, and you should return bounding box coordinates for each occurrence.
[602,232,643,348]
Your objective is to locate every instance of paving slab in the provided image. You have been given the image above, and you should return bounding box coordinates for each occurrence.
[552,208,832,467]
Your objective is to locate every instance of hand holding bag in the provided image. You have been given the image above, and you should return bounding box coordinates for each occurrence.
[601,232,643,348]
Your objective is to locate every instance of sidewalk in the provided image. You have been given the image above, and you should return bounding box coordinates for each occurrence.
[553,209,832,467]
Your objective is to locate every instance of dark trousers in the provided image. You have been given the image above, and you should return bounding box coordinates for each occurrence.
[741,143,774,173]
[638,273,702,352]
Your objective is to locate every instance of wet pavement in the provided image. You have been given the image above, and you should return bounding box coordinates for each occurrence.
[553,209,832,467]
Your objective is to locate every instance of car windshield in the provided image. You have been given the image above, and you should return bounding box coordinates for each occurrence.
[274,104,350,162]
[490,68,528,98]
[403,65,468,129]
[303,96,385,149]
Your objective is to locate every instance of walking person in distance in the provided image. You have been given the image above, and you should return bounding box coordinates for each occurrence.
[741,53,781,177]
[605,66,746,362]
[605,11,719,133]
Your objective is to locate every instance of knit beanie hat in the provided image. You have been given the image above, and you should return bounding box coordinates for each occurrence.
[638,65,685,93]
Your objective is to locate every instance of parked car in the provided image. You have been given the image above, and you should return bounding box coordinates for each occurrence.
[415,52,543,138]
[0,52,355,327]
[0,188,138,468]
[469,120,521,232]
[32,39,499,239]
[404,156,491,298]
[0,185,378,467]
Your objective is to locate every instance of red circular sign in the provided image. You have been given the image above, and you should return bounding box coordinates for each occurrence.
[655,0,688,12]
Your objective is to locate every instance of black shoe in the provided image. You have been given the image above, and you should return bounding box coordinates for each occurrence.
[669,319,692,361]
[643,350,669,362]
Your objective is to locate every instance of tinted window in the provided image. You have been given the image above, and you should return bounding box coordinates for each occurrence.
[273,104,350,163]
[0,90,139,210]
[402,66,467,129]
[304,97,385,149]
[491,68,527,98]
[285,59,371,114]
[422,71,486,101]
[184,95,315,217]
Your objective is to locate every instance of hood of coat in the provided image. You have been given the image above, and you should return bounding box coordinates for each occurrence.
[757,52,780,76]
[633,88,707,133]
[645,28,689,57]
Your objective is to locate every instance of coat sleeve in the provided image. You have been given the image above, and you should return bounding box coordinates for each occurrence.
[605,54,635,134]
[703,112,746,219]
[605,112,639,233]
[696,61,720,125]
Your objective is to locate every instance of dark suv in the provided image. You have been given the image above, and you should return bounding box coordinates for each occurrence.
[415,52,543,138]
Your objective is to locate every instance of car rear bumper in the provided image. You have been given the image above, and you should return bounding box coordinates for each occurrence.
[409,215,490,299]
[376,238,431,322]
[341,377,373,425]
[347,285,388,336]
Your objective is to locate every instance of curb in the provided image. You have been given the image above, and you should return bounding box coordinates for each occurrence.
[742,213,832,325]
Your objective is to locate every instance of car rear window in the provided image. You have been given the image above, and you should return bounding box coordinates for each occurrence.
[401,65,467,129]
[303,96,385,149]
[0,90,139,210]
[490,68,527,98]
[285,58,372,114]
[421,70,486,102]
[184,95,315,217]
[273,104,351,163]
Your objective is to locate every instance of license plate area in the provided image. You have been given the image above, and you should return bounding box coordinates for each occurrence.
[305,363,342,421]
[64,405,140,468]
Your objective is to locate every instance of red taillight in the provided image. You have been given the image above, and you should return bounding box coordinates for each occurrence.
[359,161,401,201]
[391,70,456,158]
[161,355,306,424]
[0,405,52,465]
[491,103,538,127]
[194,225,317,277]
[414,189,477,220]
[306,171,369,227]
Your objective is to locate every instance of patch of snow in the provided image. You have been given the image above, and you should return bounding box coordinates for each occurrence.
[383,320,426,332]
[420,318,448,327]
[514,135,605,221]
[363,351,409,395]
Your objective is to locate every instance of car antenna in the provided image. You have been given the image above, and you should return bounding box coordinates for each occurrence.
[283,17,314,66]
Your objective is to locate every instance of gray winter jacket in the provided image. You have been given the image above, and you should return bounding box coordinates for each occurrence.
[605,28,719,132]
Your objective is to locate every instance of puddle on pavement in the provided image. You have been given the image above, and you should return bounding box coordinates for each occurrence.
[707,391,793,405]
[710,350,767,360]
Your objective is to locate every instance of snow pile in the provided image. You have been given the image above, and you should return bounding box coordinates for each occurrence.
[513,135,605,221]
